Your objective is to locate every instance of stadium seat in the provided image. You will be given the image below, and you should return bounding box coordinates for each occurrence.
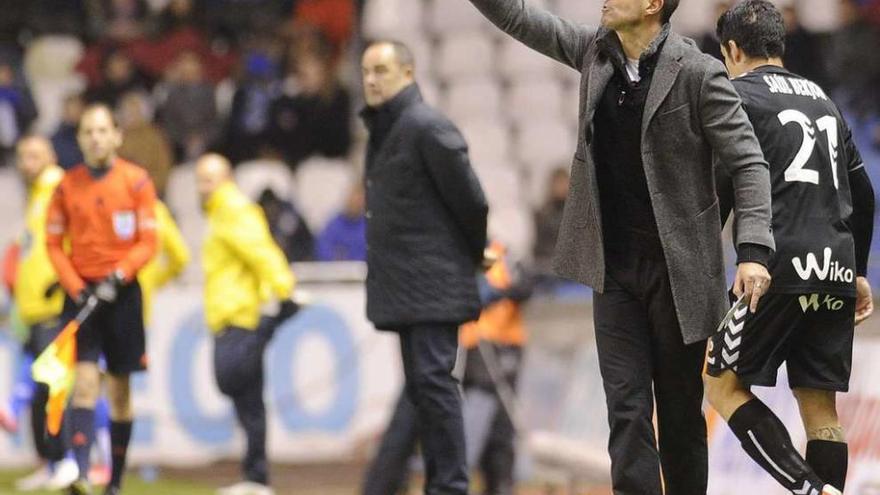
[234,158,294,201]
[556,0,603,26]
[293,157,356,232]
[514,118,577,175]
[435,32,496,81]
[427,0,492,35]
[497,36,559,80]
[488,205,534,261]
[457,118,511,169]
[471,163,523,210]
[23,35,87,135]
[361,0,425,39]
[443,77,503,124]
[505,77,565,123]
[0,167,25,251]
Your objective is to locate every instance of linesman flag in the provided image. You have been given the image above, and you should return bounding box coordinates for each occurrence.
[31,296,99,435]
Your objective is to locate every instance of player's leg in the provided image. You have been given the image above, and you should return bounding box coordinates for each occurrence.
[105,373,133,492]
[787,295,856,492]
[794,388,847,491]
[102,280,148,494]
[705,295,829,494]
[69,362,102,488]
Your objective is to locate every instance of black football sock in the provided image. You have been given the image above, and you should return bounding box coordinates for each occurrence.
[109,420,133,489]
[69,407,96,479]
[728,399,824,494]
[806,439,847,491]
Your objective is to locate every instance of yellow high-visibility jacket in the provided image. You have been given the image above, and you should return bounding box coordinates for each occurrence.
[15,165,64,326]
[138,201,190,324]
[202,182,295,333]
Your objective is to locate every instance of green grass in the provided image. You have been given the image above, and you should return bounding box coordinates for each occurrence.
[0,470,215,495]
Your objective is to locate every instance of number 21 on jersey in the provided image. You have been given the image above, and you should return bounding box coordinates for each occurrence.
[778,109,839,189]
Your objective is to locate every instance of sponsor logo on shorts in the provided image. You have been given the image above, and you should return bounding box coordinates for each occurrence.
[792,247,853,283]
[798,293,845,313]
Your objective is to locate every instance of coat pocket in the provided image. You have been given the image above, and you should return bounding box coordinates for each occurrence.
[694,199,725,278]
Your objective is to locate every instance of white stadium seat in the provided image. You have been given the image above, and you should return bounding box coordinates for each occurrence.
[293,158,356,232]
[515,118,577,175]
[362,0,425,39]
[457,118,511,168]
[497,36,559,80]
[443,77,503,123]
[427,0,492,35]
[506,77,565,123]
[234,159,294,201]
[435,31,496,81]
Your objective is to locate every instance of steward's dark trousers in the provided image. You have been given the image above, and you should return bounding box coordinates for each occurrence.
[399,324,468,495]
[213,318,279,485]
[593,251,708,495]
[361,392,418,495]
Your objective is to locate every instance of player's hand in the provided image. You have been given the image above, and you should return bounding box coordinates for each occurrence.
[74,287,95,307]
[94,270,125,303]
[734,262,771,313]
[855,276,873,326]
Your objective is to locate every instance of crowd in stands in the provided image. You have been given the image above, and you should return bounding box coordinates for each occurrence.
[0,0,878,282]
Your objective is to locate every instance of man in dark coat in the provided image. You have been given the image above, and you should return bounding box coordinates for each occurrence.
[359,40,489,495]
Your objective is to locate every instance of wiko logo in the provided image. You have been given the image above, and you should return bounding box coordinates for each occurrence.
[791,248,853,283]
[798,294,845,313]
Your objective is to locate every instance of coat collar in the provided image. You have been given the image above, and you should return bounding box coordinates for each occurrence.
[359,83,422,133]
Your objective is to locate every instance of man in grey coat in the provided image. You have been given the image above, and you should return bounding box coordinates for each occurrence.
[467,0,775,493]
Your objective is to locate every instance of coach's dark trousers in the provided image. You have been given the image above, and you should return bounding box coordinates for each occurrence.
[593,249,708,495]
[398,323,468,495]
[213,318,279,486]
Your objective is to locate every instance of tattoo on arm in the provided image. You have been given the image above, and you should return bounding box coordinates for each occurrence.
[808,426,846,442]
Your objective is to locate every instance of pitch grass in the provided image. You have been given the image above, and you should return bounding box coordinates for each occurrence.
[0,470,215,495]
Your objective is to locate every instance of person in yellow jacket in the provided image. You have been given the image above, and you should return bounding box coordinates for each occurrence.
[196,153,298,495]
[2,135,81,491]
[138,200,190,325]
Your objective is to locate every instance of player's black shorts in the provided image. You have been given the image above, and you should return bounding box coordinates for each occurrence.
[25,318,62,357]
[706,292,855,392]
[62,280,146,375]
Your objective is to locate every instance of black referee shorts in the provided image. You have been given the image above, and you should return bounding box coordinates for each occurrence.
[706,292,855,392]
[62,280,146,375]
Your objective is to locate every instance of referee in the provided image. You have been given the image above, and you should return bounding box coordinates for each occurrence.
[46,104,158,495]
[196,153,298,495]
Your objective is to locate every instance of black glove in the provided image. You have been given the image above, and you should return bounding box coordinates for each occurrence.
[43,282,62,299]
[94,270,126,304]
[276,299,301,321]
[74,287,95,307]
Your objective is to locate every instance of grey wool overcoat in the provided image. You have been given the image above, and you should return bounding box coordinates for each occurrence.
[469,0,775,344]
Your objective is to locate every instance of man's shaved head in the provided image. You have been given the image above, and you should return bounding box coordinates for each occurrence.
[16,135,57,184]
[196,153,233,205]
[362,40,416,108]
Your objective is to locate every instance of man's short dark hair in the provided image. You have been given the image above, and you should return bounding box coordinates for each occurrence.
[661,0,680,24]
[365,40,415,70]
[716,0,786,59]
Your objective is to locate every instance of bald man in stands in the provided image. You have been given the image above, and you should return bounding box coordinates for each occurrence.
[196,154,299,495]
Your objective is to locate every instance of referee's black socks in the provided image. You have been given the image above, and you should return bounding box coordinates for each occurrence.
[806,439,848,491]
[727,399,825,493]
[69,407,96,479]
[110,420,133,489]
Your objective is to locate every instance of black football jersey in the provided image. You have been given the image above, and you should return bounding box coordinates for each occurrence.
[730,65,865,296]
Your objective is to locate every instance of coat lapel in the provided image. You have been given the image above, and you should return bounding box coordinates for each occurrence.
[642,38,683,136]
[585,57,613,123]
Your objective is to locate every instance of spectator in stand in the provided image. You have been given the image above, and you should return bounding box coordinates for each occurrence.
[532,167,569,275]
[157,51,218,162]
[315,184,366,262]
[223,51,280,164]
[828,0,880,117]
[257,187,314,262]
[782,5,826,87]
[117,91,174,198]
[0,60,38,166]
[268,30,351,169]
[153,0,206,35]
[698,1,731,61]
[52,93,86,170]
[292,0,355,57]
[85,49,149,108]
[86,0,149,42]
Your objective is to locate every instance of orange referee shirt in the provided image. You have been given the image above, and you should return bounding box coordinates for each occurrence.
[46,158,158,299]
